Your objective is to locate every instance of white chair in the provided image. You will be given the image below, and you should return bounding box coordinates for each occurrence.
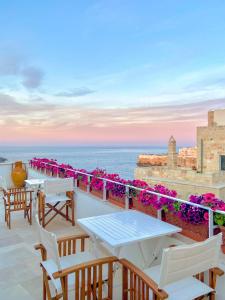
[121,234,224,300]
[35,216,118,300]
[38,178,75,227]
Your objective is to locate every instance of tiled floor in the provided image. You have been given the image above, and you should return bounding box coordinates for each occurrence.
[0,191,85,300]
[1,184,225,299]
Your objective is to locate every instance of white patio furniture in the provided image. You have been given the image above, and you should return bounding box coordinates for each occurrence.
[25,178,45,216]
[35,216,118,300]
[121,233,224,300]
[77,210,181,267]
[38,178,75,227]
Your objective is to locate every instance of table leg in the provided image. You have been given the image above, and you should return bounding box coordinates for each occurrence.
[138,238,164,268]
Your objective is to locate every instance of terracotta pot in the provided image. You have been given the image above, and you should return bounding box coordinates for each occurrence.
[132,196,158,218]
[90,188,103,199]
[164,211,209,242]
[11,161,27,188]
[219,226,225,254]
[108,191,125,208]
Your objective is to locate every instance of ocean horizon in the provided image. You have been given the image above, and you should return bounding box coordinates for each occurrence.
[0,145,169,179]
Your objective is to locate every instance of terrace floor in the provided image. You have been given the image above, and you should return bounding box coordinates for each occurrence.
[0,189,100,300]
[1,170,225,299]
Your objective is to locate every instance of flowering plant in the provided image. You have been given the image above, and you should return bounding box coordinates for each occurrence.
[30,158,225,227]
[129,179,149,198]
[90,168,106,191]
[77,169,89,184]
[154,184,177,212]
[105,173,128,198]
[138,188,158,207]
[189,193,225,226]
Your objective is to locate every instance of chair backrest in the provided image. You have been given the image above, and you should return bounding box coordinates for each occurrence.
[35,215,61,270]
[44,178,73,195]
[159,233,222,288]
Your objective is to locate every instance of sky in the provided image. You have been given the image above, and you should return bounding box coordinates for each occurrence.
[0,0,225,146]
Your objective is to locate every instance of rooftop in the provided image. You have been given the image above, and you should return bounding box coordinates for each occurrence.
[1,161,225,299]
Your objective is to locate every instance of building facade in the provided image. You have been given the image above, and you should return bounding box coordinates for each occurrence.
[135,109,225,200]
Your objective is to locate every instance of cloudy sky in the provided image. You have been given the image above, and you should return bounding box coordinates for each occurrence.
[0,0,225,146]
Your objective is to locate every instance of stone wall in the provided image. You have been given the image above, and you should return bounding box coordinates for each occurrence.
[134,166,225,200]
[197,125,225,172]
[137,154,167,166]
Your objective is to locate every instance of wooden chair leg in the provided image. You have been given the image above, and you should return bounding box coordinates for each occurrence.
[71,199,75,226]
[43,269,53,300]
[209,291,216,300]
[8,210,11,229]
[30,202,32,225]
[42,205,46,228]
[66,204,69,221]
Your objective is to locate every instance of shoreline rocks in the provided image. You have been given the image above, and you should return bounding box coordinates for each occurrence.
[0,157,7,163]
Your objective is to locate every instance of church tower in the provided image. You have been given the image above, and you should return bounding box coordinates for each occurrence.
[168,136,177,168]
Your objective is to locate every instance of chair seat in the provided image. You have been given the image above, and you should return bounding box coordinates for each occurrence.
[42,251,96,292]
[45,194,71,204]
[144,265,214,300]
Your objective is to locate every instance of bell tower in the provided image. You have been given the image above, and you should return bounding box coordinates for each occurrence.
[168,136,177,168]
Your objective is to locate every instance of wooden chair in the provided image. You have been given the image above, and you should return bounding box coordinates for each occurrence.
[121,233,224,300]
[38,178,75,227]
[1,176,33,229]
[35,216,118,300]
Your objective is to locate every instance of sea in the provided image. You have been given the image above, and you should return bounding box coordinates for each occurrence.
[0,146,167,180]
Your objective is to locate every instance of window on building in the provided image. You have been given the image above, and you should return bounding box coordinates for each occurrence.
[221,155,225,171]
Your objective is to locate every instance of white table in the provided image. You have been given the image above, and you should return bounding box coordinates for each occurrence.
[78,210,181,267]
[25,179,45,216]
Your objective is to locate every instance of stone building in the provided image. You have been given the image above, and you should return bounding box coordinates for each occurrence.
[135,109,225,200]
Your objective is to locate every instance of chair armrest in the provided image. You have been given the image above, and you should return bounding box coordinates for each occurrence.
[57,234,90,256]
[66,191,74,199]
[210,267,224,277]
[53,256,118,279]
[120,259,168,300]
[34,243,47,261]
[34,243,44,251]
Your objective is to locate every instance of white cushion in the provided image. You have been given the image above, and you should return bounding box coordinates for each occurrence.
[45,194,70,204]
[42,251,96,292]
[144,265,213,300]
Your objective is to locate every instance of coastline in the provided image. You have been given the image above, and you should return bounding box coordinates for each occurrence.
[0,157,7,163]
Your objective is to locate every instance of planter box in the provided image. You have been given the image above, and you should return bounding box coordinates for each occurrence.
[164,211,209,242]
[58,172,65,178]
[108,191,125,208]
[90,188,103,199]
[219,226,225,254]
[46,170,52,176]
[132,196,158,218]
[78,180,88,192]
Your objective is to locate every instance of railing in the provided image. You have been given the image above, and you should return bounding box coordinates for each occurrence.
[30,159,225,238]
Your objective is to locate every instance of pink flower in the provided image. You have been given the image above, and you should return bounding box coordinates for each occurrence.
[204,212,209,221]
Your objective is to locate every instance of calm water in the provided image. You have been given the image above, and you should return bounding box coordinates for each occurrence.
[0,146,167,179]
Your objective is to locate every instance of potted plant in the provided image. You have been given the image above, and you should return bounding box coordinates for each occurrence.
[90,168,106,199]
[137,187,159,217]
[106,174,127,208]
[129,179,149,208]
[214,212,225,253]
[77,169,89,191]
